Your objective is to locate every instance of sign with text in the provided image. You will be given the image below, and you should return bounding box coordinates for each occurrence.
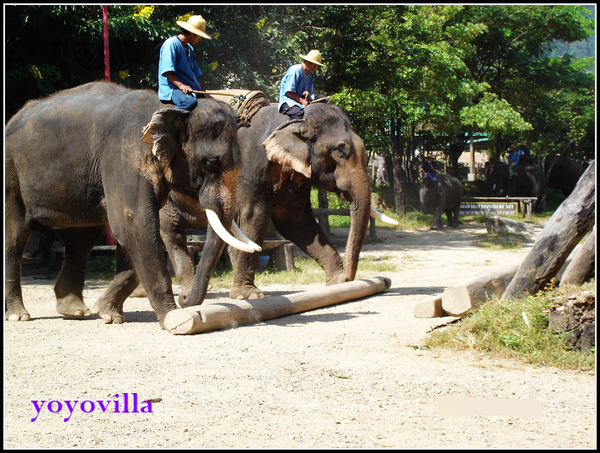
[460,202,517,216]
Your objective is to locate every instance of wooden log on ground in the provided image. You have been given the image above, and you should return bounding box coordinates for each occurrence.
[413,296,447,318]
[502,160,595,300]
[559,225,595,286]
[441,264,520,317]
[164,276,392,335]
[485,216,529,234]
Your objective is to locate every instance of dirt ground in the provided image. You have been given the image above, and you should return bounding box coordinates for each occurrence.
[4,221,596,449]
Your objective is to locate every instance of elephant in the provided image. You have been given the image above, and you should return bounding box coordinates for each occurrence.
[419,174,464,230]
[485,160,547,212]
[5,81,258,328]
[173,101,397,305]
[543,154,585,197]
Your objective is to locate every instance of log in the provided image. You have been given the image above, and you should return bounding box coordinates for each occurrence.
[164,276,392,335]
[559,225,596,286]
[502,160,595,300]
[441,264,520,317]
[413,296,447,318]
[485,216,529,234]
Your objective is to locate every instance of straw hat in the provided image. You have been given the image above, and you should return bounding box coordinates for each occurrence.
[300,50,326,67]
[176,15,212,39]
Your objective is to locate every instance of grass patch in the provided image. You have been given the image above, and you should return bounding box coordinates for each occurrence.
[423,280,596,371]
[209,252,399,289]
[473,232,528,250]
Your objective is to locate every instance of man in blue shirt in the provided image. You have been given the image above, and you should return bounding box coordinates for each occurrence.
[278,50,326,120]
[158,15,212,111]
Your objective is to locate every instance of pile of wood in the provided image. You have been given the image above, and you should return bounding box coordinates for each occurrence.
[547,291,595,354]
[414,160,595,320]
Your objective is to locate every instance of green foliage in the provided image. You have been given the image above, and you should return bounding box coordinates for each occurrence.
[424,280,596,371]
[5,4,594,168]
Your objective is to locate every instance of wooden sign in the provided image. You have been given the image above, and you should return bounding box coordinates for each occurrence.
[460,202,517,216]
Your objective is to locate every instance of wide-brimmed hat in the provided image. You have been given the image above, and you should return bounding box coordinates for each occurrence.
[176,15,212,39]
[300,50,326,67]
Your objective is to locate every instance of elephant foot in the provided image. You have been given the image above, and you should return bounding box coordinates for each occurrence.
[6,307,31,322]
[56,296,92,318]
[229,285,265,300]
[94,299,124,324]
[328,273,351,286]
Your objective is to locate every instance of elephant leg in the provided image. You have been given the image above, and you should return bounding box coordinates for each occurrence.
[54,227,104,317]
[431,208,444,230]
[5,195,31,321]
[160,216,196,302]
[94,245,140,324]
[181,226,226,307]
[229,183,272,300]
[271,195,344,286]
[452,207,461,228]
[445,209,455,228]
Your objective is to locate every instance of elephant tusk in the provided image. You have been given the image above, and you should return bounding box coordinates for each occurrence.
[205,209,260,254]
[370,207,399,226]
[230,220,262,252]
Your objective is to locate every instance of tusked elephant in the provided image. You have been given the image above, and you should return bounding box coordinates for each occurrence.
[543,154,585,197]
[176,102,398,305]
[419,174,464,230]
[5,81,258,328]
[485,160,547,212]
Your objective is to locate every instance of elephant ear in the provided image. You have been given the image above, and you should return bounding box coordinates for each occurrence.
[141,108,190,172]
[262,119,314,178]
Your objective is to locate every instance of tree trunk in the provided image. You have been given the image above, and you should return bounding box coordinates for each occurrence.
[559,225,595,286]
[502,160,595,300]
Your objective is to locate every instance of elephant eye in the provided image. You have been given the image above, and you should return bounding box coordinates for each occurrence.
[331,143,349,160]
[203,157,221,174]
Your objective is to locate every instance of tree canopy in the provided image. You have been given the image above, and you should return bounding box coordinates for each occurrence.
[4,4,594,213]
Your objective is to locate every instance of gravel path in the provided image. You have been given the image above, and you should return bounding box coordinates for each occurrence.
[4,222,596,448]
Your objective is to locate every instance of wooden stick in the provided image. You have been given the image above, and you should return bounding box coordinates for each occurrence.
[164,277,391,335]
[192,90,237,96]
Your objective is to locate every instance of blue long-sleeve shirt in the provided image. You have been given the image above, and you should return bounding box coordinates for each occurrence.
[278,64,314,110]
[158,36,203,101]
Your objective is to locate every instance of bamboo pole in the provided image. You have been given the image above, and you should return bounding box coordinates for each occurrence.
[164,277,391,335]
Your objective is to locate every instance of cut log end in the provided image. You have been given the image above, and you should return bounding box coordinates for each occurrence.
[413,296,447,318]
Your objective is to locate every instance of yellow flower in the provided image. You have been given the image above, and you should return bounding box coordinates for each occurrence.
[28,64,43,80]
[134,5,154,20]
[212,31,220,40]
[119,70,130,80]
[209,61,219,71]
[272,68,277,73]
[177,13,193,23]
[255,18,266,29]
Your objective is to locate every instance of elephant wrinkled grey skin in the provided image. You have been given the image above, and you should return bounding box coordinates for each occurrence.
[485,160,547,212]
[419,174,464,230]
[543,154,584,197]
[5,81,251,328]
[177,102,374,304]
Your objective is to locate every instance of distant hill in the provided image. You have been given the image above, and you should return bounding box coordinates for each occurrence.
[549,5,595,72]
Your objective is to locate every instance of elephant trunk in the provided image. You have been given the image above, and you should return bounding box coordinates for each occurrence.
[341,175,371,282]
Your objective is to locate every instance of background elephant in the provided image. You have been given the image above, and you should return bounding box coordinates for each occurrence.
[485,160,547,212]
[174,102,377,304]
[543,154,585,197]
[419,174,464,230]
[227,103,373,301]
[5,81,254,328]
